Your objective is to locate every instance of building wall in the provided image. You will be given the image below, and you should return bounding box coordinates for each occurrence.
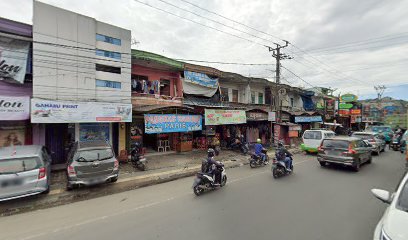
[219,81,247,103]
[32,1,131,104]
[250,84,266,104]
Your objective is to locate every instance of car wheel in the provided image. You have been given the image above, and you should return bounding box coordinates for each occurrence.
[66,183,75,191]
[367,155,372,164]
[42,185,50,194]
[110,177,118,183]
[319,161,326,167]
[353,160,361,172]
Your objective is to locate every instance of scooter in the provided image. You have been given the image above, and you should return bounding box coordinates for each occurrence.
[249,149,269,168]
[192,162,227,196]
[390,135,402,151]
[272,156,293,179]
[228,139,249,155]
[130,143,147,171]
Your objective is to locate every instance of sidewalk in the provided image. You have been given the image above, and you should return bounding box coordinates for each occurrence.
[0,147,301,217]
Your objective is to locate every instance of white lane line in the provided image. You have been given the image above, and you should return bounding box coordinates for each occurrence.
[16,159,311,240]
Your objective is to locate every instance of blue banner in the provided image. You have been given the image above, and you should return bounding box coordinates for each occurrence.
[184,70,218,88]
[144,114,202,134]
[295,116,323,123]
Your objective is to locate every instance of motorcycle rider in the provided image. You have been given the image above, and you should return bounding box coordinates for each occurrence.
[202,148,222,185]
[254,138,267,164]
[276,141,293,172]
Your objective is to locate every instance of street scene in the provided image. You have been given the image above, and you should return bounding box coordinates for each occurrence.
[1,0,408,240]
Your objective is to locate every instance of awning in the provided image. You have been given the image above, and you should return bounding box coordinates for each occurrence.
[294,115,323,123]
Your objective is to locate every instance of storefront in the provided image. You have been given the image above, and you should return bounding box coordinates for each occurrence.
[273,123,302,147]
[246,110,271,144]
[294,114,323,133]
[31,98,131,164]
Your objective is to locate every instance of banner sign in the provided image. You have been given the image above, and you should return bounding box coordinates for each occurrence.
[339,103,353,109]
[340,94,358,102]
[294,116,323,123]
[144,114,202,134]
[325,99,335,116]
[246,112,268,121]
[350,109,362,115]
[289,125,302,131]
[205,109,246,125]
[268,111,276,122]
[339,109,350,116]
[0,96,30,120]
[184,70,218,88]
[0,36,30,84]
[31,98,132,123]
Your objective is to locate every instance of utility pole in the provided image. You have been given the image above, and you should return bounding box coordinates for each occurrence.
[374,85,386,123]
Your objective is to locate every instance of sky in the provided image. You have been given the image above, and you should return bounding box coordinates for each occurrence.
[1,0,407,100]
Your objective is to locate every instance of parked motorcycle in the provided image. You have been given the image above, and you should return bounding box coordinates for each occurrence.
[130,143,147,171]
[249,149,269,168]
[228,139,249,155]
[272,156,293,179]
[192,162,227,196]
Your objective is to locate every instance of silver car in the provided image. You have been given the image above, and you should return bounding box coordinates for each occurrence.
[0,145,52,202]
[66,141,119,190]
[351,132,386,155]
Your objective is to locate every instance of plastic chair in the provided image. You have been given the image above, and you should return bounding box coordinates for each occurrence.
[157,140,164,152]
[164,140,171,151]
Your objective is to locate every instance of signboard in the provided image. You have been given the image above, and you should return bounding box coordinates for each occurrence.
[325,99,335,117]
[316,99,325,109]
[79,123,110,142]
[340,94,358,102]
[144,114,202,134]
[0,36,30,84]
[268,111,276,122]
[350,109,362,115]
[289,125,302,131]
[339,109,350,116]
[0,96,30,120]
[31,98,132,123]
[246,112,268,121]
[281,112,290,122]
[274,124,281,144]
[339,103,353,109]
[294,116,323,123]
[204,109,246,125]
[289,130,299,138]
[184,70,218,88]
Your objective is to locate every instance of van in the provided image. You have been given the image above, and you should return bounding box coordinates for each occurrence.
[301,130,335,153]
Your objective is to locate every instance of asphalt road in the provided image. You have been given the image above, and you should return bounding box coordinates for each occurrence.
[0,149,406,240]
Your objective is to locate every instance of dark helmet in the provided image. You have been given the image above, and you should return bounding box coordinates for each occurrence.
[207,148,215,158]
[277,141,284,148]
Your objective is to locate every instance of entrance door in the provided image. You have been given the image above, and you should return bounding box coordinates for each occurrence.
[46,124,69,164]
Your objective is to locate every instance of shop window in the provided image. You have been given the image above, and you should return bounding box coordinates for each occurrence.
[232,89,238,103]
[96,64,121,74]
[220,87,229,102]
[96,79,121,89]
[251,92,256,104]
[132,75,149,93]
[160,79,171,96]
[258,92,264,104]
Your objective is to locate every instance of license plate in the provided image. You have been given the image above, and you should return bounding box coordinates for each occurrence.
[327,150,342,156]
[1,179,23,188]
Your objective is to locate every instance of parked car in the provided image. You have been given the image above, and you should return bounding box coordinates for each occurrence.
[366,125,394,143]
[401,131,408,170]
[66,141,119,190]
[300,129,336,153]
[0,145,52,202]
[317,137,372,171]
[372,171,408,240]
[351,132,386,155]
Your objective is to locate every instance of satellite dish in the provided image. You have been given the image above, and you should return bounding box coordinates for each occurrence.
[279,88,287,95]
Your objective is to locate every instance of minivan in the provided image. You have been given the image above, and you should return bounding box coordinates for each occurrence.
[66,141,119,190]
[301,130,335,153]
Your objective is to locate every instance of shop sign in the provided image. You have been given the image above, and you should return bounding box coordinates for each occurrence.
[247,112,268,121]
[31,98,132,123]
[144,114,202,134]
[289,125,302,131]
[294,116,323,123]
[268,111,276,122]
[184,70,218,88]
[325,99,335,116]
[0,96,30,120]
[289,130,298,138]
[281,112,290,122]
[79,123,110,142]
[316,99,325,109]
[339,109,350,116]
[350,109,362,115]
[340,94,358,102]
[204,109,246,125]
[0,36,30,84]
[339,103,353,109]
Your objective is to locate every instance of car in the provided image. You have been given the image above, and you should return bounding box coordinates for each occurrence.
[366,125,394,144]
[372,171,408,240]
[401,131,408,170]
[66,141,119,190]
[351,132,386,155]
[0,145,52,202]
[300,129,336,153]
[317,137,372,171]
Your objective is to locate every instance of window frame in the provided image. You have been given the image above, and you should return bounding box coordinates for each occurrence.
[95,49,121,60]
[96,34,121,46]
[258,92,264,104]
[96,79,122,89]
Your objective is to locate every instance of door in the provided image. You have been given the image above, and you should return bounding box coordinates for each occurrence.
[45,124,69,165]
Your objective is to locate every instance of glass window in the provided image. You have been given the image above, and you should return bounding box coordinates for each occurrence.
[303,131,322,140]
[251,92,256,104]
[96,64,121,74]
[397,180,408,211]
[232,89,238,102]
[95,49,121,60]
[290,98,294,107]
[96,79,122,89]
[220,87,229,102]
[322,140,349,149]
[258,92,264,104]
[0,157,41,174]
[96,34,121,46]
[76,148,114,162]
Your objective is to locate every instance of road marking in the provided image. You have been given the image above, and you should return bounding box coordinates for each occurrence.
[15,159,311,240]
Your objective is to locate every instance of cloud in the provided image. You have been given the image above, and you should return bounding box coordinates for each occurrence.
[1,0,407,99]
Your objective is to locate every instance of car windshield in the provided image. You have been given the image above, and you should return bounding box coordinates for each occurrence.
[303,131,322,140]
[397,180,408,212]
[76,148,114,162]
[371,126,391,132]
[0,157,41,174]
[352,134,373,140]
[322,140,349,149]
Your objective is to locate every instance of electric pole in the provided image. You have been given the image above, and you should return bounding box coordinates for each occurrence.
[374,85,386,123]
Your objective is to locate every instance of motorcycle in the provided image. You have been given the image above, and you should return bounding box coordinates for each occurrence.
[249,149,269,168]
[228,139,249,155]
[390,135,402,151]
[272,156,293,179]
[192,162,227,196]
[130,143,147,171]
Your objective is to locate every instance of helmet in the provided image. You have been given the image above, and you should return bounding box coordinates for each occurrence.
[257,138,262,143]
[277,141,284,148]
[207,148,215,158]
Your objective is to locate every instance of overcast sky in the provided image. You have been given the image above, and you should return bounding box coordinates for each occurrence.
[2,0,408,100]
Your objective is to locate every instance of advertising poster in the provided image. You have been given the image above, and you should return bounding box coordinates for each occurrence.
[144,114,202,134]
[205,109,246,125]
[184,71,219,88]
[79,123,110,142]
[31,98,132,123]
[0,96,30,120]
[0,126,25,147]
[0,36,30,84]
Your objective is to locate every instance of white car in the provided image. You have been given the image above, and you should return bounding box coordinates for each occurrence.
[372,172,408,240]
